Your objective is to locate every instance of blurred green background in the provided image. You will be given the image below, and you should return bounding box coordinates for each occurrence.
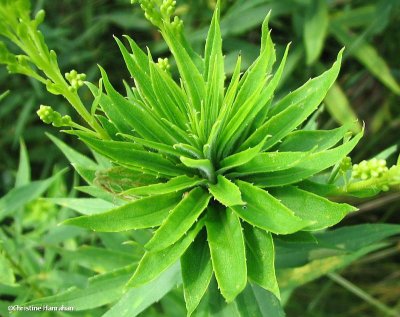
[1,0,399,316]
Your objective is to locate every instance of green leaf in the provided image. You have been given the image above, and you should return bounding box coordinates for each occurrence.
[232,181,310,234]
[330,22,400,94]
[180,156,215,183]
[149,60,188,129]
[181,231,213,316]
[248,131,362,187]
[161,24,206,112]
[271,186,357,231]
[74,131,183,177]
[317,224,400,251]
[303,0,328,64]
[47,198,121,215]
[208,175,244,207]
[122,175,206,197]
[127,220,205,288]
[61,246,139,273]
[15,139,30,187]
[323,83,361,133]
[103,262,181,317]
[235,284,285,317]
[241,49,343,151]
[29,265,135,310]
[99,66,178,144]
[217,136,267,174]
[203,6,224,135]
[206,205,247,302]
[278,124,350,152]
[230,151,311,176]
[47,133,98,183]
[0,253,15,285]
[63,193,180,232]
[0,169,66,221]
[145,187,211,251]
[243,224,279,299]
[277,244,384,291]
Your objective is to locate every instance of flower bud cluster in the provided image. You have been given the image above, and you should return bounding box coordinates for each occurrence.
[36,105,72,127]
[171,16,183,31]
[352,158,388,180]
[160,0,176,18]
[340,156,352,173]
[157,57,170,72]
[65,70,86,91]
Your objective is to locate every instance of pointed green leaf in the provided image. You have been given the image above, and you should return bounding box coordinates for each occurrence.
[217,136,267,174]
[330,23,400,94]
[230,151,311,177]
[145,187,211,251]
[208,175,244,207]
[103,262,181,317]
[161,25,206,111]
[249,131,362,187]
[304,0,328,64]
[63,193,180,232]
[272,186,357,231]
[235,284,285,317]
[243,224,279,299]
[0,253,15,285]
[122,175,206,197]
[28,265,135,310]
[241,49,343,151]
[181,231,213,316]
[278,125,350,152]
[100,66,177,144]
[15,139,30,187]
[0,169,66,221]
[74,131,183,177]
[324,83,361,133]
[127,220,205,287]
[47,198,120,215]
[180,156,215,182]
[232,181,310,234]
[206,206,247,302]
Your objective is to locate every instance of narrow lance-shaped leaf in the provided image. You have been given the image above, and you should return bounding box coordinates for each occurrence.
[122,175,206,197]
[62,193,181,232]
[127,219,205,288]
[249,131,362,187]
[181,231,213,316]
[271,186,357,231]
[278,124,350,152]
[243,224,279,299]
[74,131,185,177]
[208,175,245,207]
[145,187,211,251]
[217,136,268,174]
[206,205,247,302]
[303,0,328,65]
[231,181,311,234]
[241,49,343,151]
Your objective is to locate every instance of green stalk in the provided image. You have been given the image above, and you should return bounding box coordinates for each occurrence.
[328,273,400,317]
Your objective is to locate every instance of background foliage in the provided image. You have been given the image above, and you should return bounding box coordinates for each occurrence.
[1,0,399,316]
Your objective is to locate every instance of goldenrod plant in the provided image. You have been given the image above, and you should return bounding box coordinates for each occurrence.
[1,0,400,316]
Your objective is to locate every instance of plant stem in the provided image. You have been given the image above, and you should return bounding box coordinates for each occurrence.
[328,273,400,317]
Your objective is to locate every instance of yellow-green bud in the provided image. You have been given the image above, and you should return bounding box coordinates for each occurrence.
[157,57,170,72]
[37,105,72,127]
[340,156,352,173]
[352,158,388,180]
[65,69,86,91]
[160,0,176,18]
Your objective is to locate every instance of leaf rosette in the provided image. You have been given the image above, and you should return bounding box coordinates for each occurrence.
[0,0,363,314]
